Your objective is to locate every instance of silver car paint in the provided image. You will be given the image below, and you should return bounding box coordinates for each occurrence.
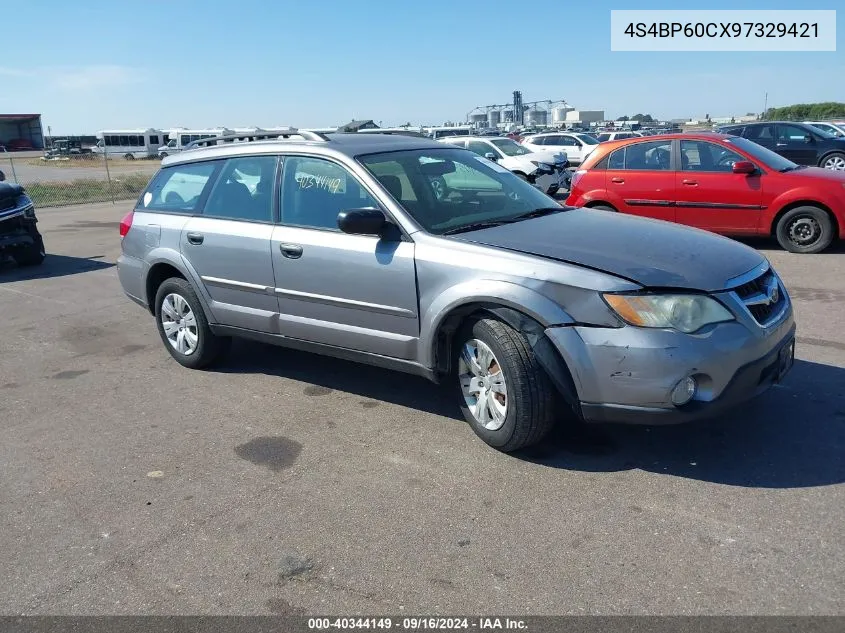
[119,134,796,423]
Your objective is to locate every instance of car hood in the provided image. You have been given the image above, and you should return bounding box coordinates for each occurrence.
[0,182,24,202]
[449,209,765,291]
[786,165,845,182]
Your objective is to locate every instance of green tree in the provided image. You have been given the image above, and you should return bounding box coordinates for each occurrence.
[763,102,845,121]
[617,115,629,121]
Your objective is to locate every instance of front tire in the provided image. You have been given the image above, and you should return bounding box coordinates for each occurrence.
[12,226,46,266]
[124,153,135,160]
[820,152,845,171]
[775,206,834,254]
[455,317,557,452]
[589,204,617,213]
[154,277,230,369]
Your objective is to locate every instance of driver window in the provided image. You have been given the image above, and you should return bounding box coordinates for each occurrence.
[280,156,379,231]
[778,125,811,142]
[467,141,495,157]
[680,141,744,172]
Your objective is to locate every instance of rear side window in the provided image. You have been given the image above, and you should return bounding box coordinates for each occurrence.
[607,140,672,170]
[139,162,218,213]
[203,156,277,222]
[597,133,611,142]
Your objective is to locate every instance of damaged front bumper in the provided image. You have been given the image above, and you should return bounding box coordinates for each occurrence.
[542,306,796,425]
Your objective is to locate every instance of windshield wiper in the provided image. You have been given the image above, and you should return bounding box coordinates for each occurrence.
[508,207,567,221]
[441,220,512,235]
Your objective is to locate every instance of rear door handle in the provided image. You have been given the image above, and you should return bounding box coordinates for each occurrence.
[611,177,625,184]
[776,143,788,147]
[682,179,698,186]
[279,243,303,259]
[186,232,204,245]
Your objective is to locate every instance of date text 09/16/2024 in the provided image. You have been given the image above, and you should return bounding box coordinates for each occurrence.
[307,617,528,630]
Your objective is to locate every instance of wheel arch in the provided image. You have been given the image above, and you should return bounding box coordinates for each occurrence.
[817,150,845,167]
[142,252,211,319]
[769,200,839,239]
[584,200,618,211]
[426,297,582,415]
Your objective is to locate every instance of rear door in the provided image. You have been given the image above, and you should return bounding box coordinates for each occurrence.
[604,139,675,222]
[775,124,819,165]
[742,124,777,153]
[558,134,584,163]
[270,155,419,360]
[674,140,763,234]
[179,155,280,332]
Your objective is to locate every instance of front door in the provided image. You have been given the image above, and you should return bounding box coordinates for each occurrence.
[180,155,279,332]
[775,124,819,165]
[604,139,675,222]
[674,140,763,234]
[270,155,420,360]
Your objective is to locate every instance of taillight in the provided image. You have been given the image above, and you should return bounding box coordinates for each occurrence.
[570,169,587,189]
[119,210,134,238]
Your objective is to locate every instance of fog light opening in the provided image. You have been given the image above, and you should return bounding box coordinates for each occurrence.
[671,376,698,406]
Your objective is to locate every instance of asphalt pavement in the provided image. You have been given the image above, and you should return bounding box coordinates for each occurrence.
[0,202,843,615]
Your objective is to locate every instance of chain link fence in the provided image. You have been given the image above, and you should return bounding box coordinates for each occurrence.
[0,150,158,208]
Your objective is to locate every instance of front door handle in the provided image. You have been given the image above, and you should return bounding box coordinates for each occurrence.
[186,232,204,245]
[611,177,625,184]
[682,179,698,186]
[279,243,303,259]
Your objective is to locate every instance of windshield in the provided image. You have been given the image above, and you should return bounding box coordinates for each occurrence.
[358,148,560,235]
[489,138,531,156]
[575,134,599,145]
[724,136,799,171]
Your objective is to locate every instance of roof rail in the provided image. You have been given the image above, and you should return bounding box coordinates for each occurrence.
[184,127,329,150]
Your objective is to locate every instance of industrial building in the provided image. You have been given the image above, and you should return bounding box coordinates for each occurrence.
[0,113,45,150]
[466,93,606,131]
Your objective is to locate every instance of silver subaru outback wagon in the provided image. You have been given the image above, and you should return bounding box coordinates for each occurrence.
[117,129,796,452]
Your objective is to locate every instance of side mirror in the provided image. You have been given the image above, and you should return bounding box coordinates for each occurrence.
[732,161,756,175]
[484,152,499,162]
[337,208,389,237]
[0,170,5,182]
[804,135,814,144]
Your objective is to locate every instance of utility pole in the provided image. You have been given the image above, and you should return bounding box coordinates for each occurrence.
[763,92,768,119]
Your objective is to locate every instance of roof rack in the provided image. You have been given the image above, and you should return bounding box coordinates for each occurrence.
[183,127,329,150]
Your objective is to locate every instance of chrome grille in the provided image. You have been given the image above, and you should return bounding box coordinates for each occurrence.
[731,268,785,326]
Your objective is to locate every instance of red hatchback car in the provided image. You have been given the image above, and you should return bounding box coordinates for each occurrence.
[566,133,845,253]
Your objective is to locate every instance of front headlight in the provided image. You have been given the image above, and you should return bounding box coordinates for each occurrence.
[17,195,35,218]
[530,160,554,174]
[602,293,734,333]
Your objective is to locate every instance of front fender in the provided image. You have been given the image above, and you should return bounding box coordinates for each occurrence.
[418,279,574,369]
[763,188,841,234]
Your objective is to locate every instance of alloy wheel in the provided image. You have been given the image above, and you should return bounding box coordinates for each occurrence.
[458,339,508,431]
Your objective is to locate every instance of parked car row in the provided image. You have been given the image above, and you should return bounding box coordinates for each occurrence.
[566,132,845,253]
[716,121,845,171]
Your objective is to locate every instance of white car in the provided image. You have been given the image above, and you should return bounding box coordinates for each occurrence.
[804,121,845,138]
[595,130,643,142]
[439,136,570,194]
[520,132,601,166]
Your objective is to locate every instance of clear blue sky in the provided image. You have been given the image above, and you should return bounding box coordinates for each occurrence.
[2,0,842,134]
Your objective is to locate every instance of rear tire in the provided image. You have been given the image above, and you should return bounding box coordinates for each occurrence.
[12,227,45,266]
[454,317,557,453]
[775,206,834,254]
[154,277,231,369]
[124,153,135,160]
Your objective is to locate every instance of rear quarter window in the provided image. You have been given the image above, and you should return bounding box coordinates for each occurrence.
[138,161,219,213]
